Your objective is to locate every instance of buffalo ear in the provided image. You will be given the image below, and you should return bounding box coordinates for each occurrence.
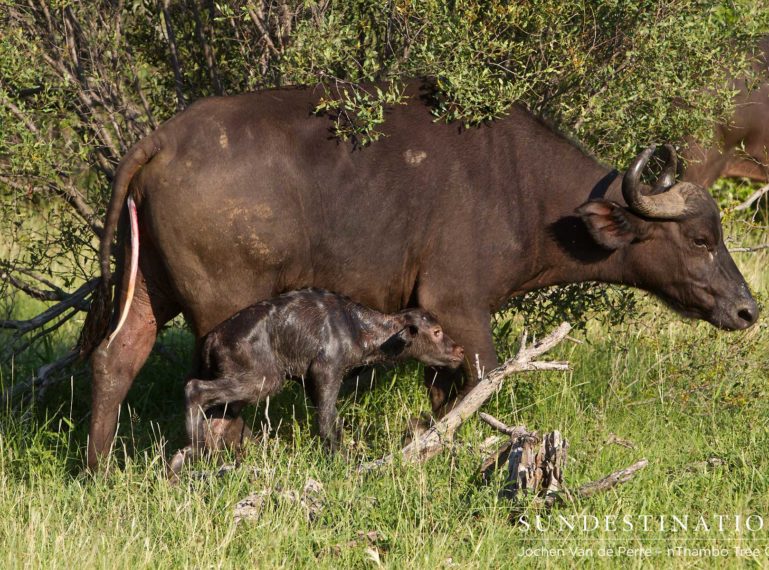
[577,200,638,250]
[379,325,417,358]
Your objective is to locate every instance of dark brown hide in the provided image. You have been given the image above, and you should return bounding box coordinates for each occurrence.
[86,80,757,470]
[684,36,769,186]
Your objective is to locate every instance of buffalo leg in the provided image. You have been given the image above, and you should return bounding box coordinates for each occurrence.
[88,269,178,471]
[308,363,344,452]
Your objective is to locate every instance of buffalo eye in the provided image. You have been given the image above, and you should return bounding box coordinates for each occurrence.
[693,237,711,251]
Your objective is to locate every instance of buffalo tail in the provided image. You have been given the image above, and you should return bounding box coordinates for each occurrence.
[77,136,158,358]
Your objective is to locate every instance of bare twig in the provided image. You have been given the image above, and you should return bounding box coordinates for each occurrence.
[49,181,104,237]
[160,0,185,110]
[735,183,769,211]
[360,322,571,471]
[1,350,80,406]
[479,412,527,437]
[1,266,65,303]
[574,459,648,498]
[0,279,97,334]
[0,176,104,237]
[729,243,769,253]
[246,3,279,56]
[0,89,39,134]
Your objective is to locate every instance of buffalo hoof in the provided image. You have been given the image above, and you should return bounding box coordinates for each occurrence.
[167,446,193,481]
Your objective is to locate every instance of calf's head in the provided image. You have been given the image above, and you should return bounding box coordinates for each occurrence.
[380,309,465,368]
[578,144,758,331]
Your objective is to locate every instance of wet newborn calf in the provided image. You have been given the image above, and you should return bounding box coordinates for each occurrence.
[170,288,464,472]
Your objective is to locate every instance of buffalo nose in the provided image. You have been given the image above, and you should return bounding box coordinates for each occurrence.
[736,303,758,327]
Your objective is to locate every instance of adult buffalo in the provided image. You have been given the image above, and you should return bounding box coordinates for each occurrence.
[684,36,769,186]
[82,80,758,471]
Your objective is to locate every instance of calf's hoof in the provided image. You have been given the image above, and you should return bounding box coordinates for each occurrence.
[203,416,253,451]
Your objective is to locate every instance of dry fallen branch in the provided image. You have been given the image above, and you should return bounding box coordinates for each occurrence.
[360,322,571,471]
[604,432,636,450]
[575,459,649,498]
[479,412,527,437]
[234,478,325,523]
[682,457,726,473]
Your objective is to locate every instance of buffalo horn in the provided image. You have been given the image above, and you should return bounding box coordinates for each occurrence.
[622,145,690,219]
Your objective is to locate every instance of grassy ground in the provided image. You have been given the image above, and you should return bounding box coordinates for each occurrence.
[2,195,769,568]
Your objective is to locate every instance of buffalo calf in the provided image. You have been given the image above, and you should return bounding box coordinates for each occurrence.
[169,288,464,473]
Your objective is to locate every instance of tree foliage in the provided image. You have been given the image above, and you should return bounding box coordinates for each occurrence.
[1,0,767,374]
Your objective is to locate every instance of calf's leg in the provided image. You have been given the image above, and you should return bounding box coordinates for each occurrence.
[171,374,280,474]
[308,363,344,452]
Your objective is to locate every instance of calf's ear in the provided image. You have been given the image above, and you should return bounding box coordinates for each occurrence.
[577,200,639,250]
[379,325,418,358]
[401,324,419,339]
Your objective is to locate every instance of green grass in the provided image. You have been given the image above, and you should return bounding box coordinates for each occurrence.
[2,200,769,568]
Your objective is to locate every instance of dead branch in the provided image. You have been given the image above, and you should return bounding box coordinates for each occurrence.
[735,183,769,211]
[360,322,571,471]
[574,459,648,498]
[1,268,65,304]
[480,438,514,483]
[0,278,97,365]
[0,175,104,237]
[1,350,80,406]
[729,243,769,253]
[50,181,104,238]
[479,412,527,437]
[0,278,97,334]
[0,90,39,134]
[504,430,569,505]
[247,3,279,56]
[478,412,528,482]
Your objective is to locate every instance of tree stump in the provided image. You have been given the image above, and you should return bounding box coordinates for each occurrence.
[480,412,647,505]
[502,430,569,504]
